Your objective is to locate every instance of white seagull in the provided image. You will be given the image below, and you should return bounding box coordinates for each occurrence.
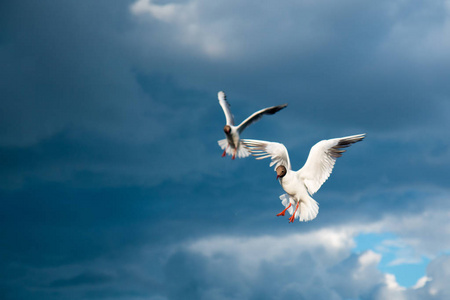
[242,134,365,222]
[217,91,287,159]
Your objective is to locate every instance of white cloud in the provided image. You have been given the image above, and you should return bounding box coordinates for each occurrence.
[374,274,408,300]
[180,192,450,299]
[358,250,381,267]
[185,228,383,299]
[384,273,405,291]
[128,0,338,59]
[183,230,396,299]
[130,0,229,57]
[188,228,356,268]
[131,0,182,23]
[413,276,432,289]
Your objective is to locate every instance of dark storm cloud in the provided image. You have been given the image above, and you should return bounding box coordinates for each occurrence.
[2,0,448,187]
[2,0,450,299]
[131,0,450,136]
[49,272,113,288]
[0,0,140,146]
[0,0,202,150]
[0,0,229,188]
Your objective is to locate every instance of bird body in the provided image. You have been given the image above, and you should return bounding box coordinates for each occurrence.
[242,134,365,222]
[217,91,287,159]
[278,168,320,222]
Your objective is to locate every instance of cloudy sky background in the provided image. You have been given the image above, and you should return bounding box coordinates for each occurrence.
[1,0,450,299]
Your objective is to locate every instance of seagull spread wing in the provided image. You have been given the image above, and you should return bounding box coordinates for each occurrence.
[241,139,291,171]
[218,91,234,126]
[237,104,287,134]
[298,134,365,195]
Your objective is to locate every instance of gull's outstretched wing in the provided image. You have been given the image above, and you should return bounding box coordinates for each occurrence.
[241,139,291,171]
[298,134,365,195]
[237,104,287,134]
[218,91,234,126]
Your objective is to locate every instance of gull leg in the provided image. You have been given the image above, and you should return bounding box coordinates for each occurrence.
[222,144,229,157]
[276,203,291,217]
[232,148,236,160]
[288,202,300,223]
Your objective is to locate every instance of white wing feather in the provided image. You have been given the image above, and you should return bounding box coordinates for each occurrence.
[241,139,291,170]
[298,134,365,195]
[218,91,234,126]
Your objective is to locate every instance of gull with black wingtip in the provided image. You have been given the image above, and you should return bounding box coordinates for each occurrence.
[242,134,365,222]
[217,91,287,160]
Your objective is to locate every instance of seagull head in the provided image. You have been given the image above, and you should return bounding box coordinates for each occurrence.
[223,125,231,134]
[276,165,287,180]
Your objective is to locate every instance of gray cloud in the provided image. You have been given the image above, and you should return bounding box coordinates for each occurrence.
[2,0,450,299]
[2,0,449,190]
[0,0,173,148]
[49,272,113,288]
[2,192,450,299]
[130,0,450,133]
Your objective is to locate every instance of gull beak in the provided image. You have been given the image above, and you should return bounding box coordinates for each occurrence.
[276,175,280,180]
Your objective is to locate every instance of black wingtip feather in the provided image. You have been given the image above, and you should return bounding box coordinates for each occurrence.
[265,104,288,115]
[329,134,365,157]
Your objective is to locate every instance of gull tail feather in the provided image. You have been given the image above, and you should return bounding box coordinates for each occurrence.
[217,139,250,158]
[218,139,233,156]
[298,195,319,222]
[218,139,228,150]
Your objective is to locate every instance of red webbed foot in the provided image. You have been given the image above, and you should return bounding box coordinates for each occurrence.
[222,145,229,157]
[276,203,291,217]
[288,215,296,223]
[288,203,300,223]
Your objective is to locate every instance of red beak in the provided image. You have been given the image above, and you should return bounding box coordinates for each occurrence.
[276,175,280,180]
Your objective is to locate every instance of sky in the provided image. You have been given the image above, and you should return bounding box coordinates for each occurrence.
[1,0,450,299]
